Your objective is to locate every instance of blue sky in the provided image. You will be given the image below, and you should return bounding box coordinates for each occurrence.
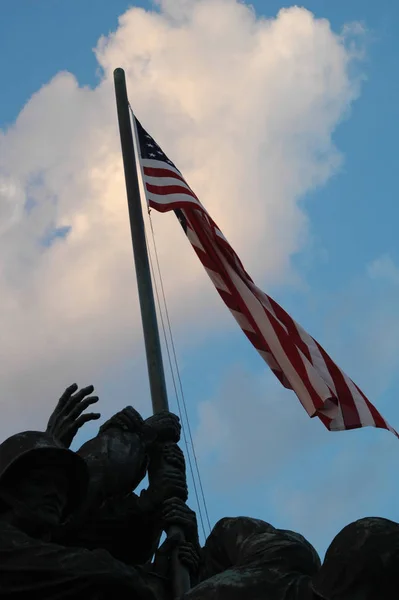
[1,0,399,558]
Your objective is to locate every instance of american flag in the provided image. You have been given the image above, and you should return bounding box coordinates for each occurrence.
[133,115,397,437]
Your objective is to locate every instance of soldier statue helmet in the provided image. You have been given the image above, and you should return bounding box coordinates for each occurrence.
[0,431,88,525]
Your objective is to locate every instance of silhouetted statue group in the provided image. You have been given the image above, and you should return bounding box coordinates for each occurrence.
[0,384,398,599]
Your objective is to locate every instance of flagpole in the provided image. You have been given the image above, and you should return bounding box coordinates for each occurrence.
[113,67,191,598]
[113,68,168,414]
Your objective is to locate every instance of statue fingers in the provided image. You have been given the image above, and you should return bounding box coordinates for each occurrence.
[164,456,185,470]
[46,383,78,437]
[162,445,185,462]
[75,411,101,427]
[68,395,99,420]
[179,556,199,574]
[49,383,78,420]
[167,478,188,493]
[159,414,181,428]
[67,412,101,441]
[162,496,191,511]
[164,482,187,495]
[162,469,187,485]
[160,467,186,479]
[58,385,95,420]
[146,412,181,440]
[157,470,187,492]
[165,489,188,503]
[178,545,199,570]
[164,457,186,480]
[162,511,186,524]
[162,496,184,505]
[69,384,95,407]
[162,508,192,523]
[163,442,184,454]
[119,406,144,425]
[162,504,196,523]
[145,410,167,426]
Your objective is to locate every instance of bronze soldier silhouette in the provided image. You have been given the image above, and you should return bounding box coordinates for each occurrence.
[0,383,320,599]
[0,384,198,599]
[1,383,396,599]
[0,429,162,598]
[47,384,192,568]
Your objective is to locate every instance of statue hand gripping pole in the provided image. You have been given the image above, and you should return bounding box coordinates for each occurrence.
[113,68,191,599]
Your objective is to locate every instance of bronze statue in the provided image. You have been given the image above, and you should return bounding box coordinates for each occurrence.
[45,384,190,566]
[311,516,399,599]
[0,384,198,599]
[1,382,396,599]
[183,516,320,600]
[0,429,162,599]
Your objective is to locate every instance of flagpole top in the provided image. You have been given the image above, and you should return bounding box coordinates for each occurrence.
[113,68,126,81]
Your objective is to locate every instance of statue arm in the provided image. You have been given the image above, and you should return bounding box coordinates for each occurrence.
[62,492,163,566]
[65,442,189,565]
[60,410,186,566]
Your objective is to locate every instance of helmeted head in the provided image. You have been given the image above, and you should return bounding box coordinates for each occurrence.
[0,431,88,533]
[77,406,155,500]
[311,517,399,599]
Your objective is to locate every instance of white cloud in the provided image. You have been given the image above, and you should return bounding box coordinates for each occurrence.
[319,253,399,400]
[194,365,327,489]
[269,412,399,555]
[0,0,363,439]
[367,254,399,285]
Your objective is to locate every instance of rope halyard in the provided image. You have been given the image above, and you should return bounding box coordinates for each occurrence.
[147,210,212,539]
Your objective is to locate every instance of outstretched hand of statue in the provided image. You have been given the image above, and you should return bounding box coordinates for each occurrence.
[46,383,100,448]
[145,410,181,443]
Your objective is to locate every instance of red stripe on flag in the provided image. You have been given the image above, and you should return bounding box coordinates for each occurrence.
[143,165,186,182]
[187,209,325,414]
[146,183,198,199]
